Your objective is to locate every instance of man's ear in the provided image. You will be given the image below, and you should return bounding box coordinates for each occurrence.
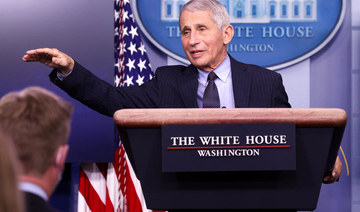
[223,25,234,45]
[55,145,69,171]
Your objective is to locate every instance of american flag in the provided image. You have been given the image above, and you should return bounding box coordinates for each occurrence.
[77,0,157,211]
[114,0,153,87]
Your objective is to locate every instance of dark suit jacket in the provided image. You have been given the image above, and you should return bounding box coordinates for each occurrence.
[24,192,57,212]
[50,55,290,117]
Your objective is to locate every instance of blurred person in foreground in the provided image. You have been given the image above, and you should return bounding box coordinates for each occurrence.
[0,86,73,212]
[0,130,24,212]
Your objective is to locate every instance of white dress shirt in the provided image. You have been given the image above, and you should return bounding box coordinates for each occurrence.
[19,181,48,201]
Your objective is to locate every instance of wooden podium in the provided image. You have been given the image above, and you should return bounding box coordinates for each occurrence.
[114,108,347,211]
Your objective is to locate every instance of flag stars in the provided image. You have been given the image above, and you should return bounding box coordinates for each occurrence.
[115,74,121,87]
[126,58,135,71]
[129,25,138,39]
[136,75,145,86]
[127,42,137,55]
[137,59,147,72]
[119,42,126,55]
[138,42,146,55]
[114,27,119,37]
[119,57,125,66]
[122,11,129,22]
[121,27,128,38]
[114,9,120,22]
[114,2,154,91]
[124,75,134,87]
[130,14,135,23]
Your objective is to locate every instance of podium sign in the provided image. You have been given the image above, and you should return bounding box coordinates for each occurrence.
[162,123,296,172]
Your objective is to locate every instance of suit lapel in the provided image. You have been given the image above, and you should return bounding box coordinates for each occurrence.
[230,55,252,108]
[178,64,199,108]
[176,56,251,108]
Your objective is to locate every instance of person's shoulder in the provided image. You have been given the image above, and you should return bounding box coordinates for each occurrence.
[156,65,188,72]
[232,58,280,78]
[247,63,278,75]
[155,64,195,78]
[24,192,57,212]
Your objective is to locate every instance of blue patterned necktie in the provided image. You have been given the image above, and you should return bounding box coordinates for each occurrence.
[203,72,220,108]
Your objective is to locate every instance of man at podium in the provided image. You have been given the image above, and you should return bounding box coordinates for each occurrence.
[22,0,341,183]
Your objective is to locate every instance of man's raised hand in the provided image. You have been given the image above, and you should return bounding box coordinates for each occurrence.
[23,48,75,76]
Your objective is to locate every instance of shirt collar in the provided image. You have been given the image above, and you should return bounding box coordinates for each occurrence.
[19,181,48,201]
[197,54,231,85]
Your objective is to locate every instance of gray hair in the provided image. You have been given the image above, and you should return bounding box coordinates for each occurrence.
[180,0,230,30]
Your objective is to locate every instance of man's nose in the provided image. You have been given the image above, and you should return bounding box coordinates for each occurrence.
[189,32,200,46]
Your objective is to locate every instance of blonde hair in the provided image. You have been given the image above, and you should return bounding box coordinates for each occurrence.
[0,86,73,176]
[0,131,24,212]
[180,0,230,29]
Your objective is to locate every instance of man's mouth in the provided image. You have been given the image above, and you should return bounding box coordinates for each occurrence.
[190,50,204,57]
